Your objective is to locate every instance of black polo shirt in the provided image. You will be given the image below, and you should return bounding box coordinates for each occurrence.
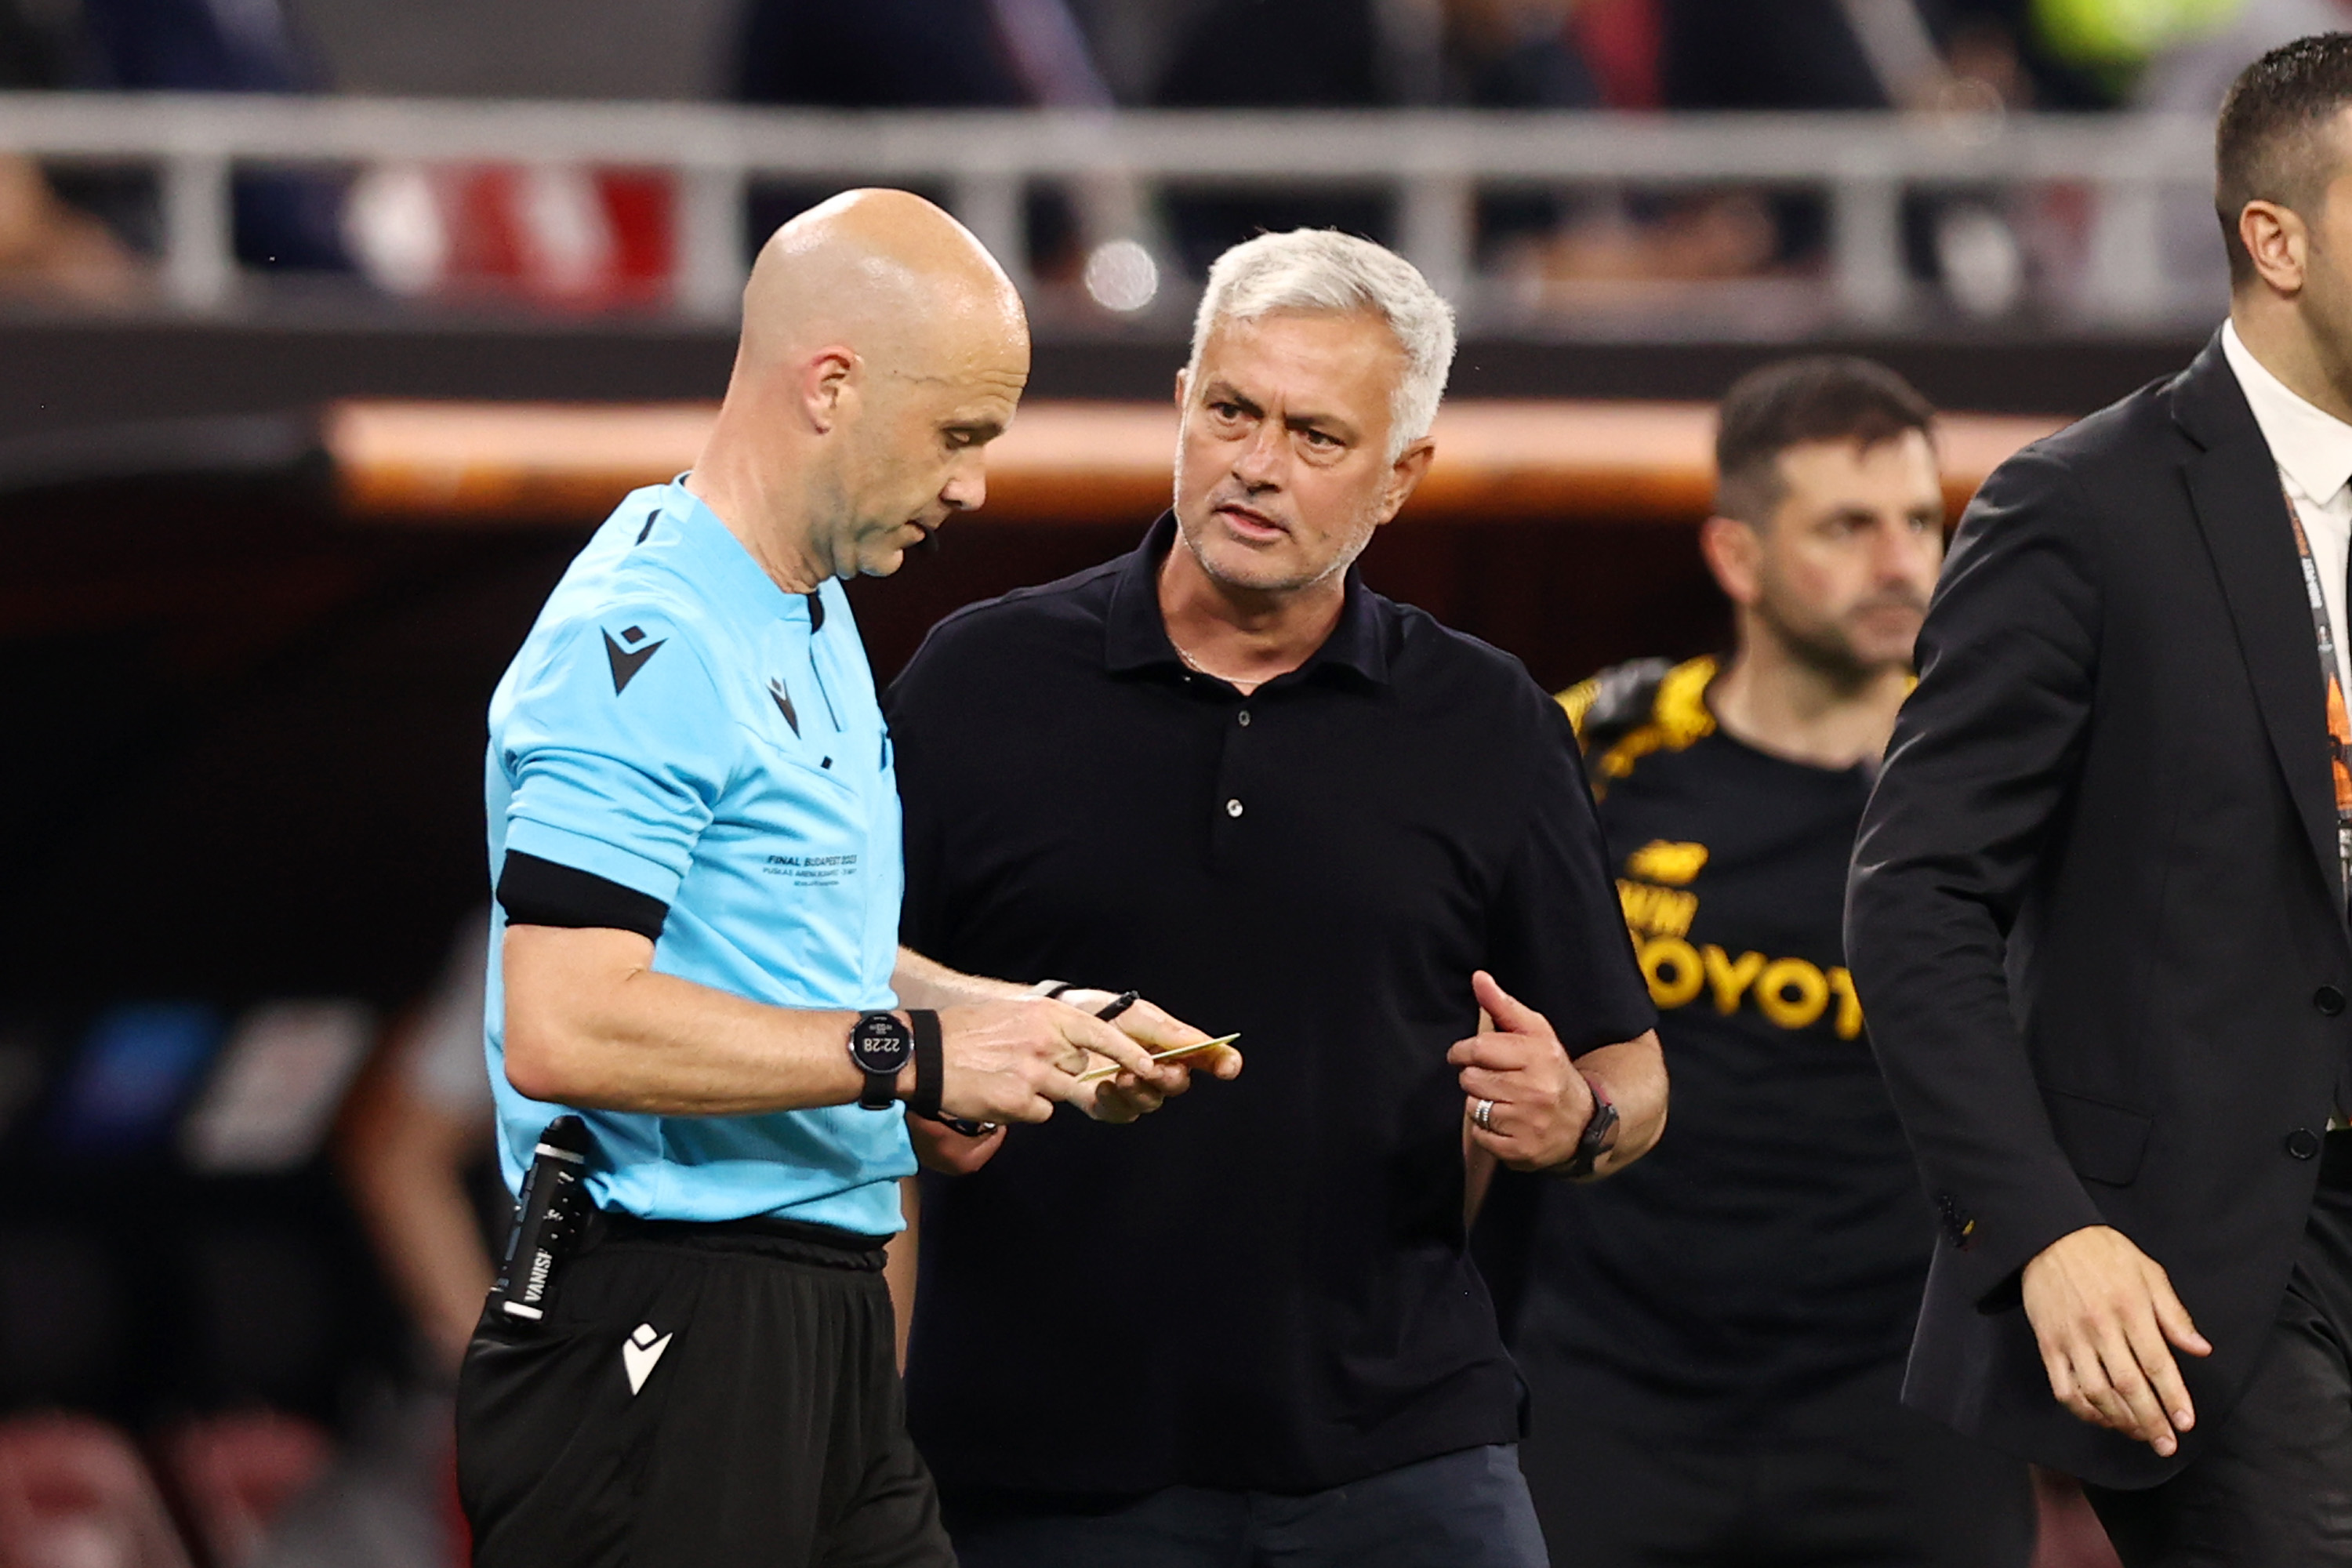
[886,515,1654,1497]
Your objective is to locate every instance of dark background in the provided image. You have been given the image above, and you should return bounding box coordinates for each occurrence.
[0,321,2200,1014]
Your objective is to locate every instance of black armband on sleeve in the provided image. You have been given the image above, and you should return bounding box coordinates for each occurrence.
[496,851,669,941]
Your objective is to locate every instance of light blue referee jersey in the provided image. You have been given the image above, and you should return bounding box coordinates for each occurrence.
[484,479,912,1234]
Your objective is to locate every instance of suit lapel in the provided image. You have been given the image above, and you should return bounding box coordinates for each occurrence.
[2175,337,2343,906]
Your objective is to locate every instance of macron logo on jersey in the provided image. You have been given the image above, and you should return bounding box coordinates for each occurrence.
[604,626,665,694]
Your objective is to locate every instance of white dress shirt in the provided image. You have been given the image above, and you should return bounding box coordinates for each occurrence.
[2223,321,2352,1126]
[2222,319,2352,696]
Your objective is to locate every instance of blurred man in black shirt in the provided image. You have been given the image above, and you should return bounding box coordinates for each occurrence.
[1508,358,2036,1566]
[886,228,1665,1567]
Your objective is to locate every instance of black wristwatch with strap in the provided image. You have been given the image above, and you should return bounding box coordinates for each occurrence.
[850,1008,946,1114]
[906,985,1142,1140]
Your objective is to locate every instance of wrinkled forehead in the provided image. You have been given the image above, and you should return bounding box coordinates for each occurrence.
[1191,309,1406,423]
[1197,307,1401,376]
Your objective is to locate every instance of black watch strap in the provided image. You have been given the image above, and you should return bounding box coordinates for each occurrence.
[1559,1096,1620,1179]
[909,1008,943,1121]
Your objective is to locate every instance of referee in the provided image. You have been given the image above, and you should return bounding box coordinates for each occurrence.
[456,190,1203,1568]
[1501,358,2035,1566]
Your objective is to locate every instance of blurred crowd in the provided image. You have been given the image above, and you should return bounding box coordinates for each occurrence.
[0,916,503,1566]
[1,0,2347,316]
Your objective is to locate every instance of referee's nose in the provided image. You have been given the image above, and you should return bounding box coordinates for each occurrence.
[942,448,988,514]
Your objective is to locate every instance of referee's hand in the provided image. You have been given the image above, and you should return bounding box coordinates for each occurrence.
[1057,991,1241,1123]
[936,1000,1189,1125]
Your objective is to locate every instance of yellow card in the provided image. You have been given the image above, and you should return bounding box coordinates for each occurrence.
[1075,1033,1240,1083]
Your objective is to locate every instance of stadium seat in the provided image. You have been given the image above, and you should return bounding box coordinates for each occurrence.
[0,1413,194,1568]
[158,1411,334,1567]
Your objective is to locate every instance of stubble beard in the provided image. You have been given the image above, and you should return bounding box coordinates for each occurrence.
[1755,589,1920,691]
[1178,497,1380,599]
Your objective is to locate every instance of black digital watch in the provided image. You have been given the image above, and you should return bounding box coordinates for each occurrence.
[848,1011,913,1109]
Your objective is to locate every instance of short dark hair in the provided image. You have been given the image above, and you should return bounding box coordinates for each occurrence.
[2216,34,2352,288]
[1714,356,1936,525]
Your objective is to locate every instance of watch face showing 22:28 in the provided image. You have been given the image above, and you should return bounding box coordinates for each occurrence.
[851,1012,913,1073]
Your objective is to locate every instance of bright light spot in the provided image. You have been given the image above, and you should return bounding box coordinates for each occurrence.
[343,163,448,297]
[1083,239,1159,313]
[1937,205,2024,320]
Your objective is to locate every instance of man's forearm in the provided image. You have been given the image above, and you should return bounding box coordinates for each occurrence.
[509,930,1174,1128]
[1573,1030,1667,1178]
[505,925,871,1114]
[339,1076,497,1368]
[892,946,1039,1009]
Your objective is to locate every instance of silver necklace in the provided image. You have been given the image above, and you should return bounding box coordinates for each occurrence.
[1168,632,1252,686]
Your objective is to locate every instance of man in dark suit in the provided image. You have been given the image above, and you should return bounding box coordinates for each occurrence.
[1848,34,2352,1565]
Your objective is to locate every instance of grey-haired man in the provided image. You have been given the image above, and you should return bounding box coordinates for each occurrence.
[883,230,1668,1567]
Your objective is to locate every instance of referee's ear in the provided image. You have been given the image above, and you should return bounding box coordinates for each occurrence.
[800,346,860,434]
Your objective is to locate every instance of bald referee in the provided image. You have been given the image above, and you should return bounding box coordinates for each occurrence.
[456,190,1209,1568]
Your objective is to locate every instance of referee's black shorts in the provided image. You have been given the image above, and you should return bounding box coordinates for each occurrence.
[456,1211,954,1568]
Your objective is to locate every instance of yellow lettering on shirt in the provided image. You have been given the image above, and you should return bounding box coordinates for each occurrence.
[1828,965,1864,1040]
[1626,840,1709,885]
[1618,879,1698,938]
[1605,826,1867,1038]
[1702,946,1766,1014]
[1639,935,1705,1007]
[1755,957,1831,1030]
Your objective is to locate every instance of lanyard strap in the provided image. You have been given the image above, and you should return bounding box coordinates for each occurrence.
[2282,485,2352,898]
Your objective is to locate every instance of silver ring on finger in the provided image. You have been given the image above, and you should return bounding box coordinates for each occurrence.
[1473,1098,1497,1131]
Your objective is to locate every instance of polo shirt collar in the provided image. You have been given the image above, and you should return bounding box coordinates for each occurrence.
[2221,320,2352,508]
[1104,512,1390,686]
[663,477,837,630]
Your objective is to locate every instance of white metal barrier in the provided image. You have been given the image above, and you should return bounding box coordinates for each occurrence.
[0,93,2223,328]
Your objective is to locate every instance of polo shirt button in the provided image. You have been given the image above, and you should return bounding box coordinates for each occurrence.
[2287,1127,2323,1160]
[2318,985,2346,1016]
[1225,798,1244,818]
[1237,710,1251,727]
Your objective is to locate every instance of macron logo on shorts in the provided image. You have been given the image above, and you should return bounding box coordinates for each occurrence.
[604,626,665,694]
[622,1322,672,1394]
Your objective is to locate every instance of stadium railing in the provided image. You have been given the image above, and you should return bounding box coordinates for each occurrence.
[0,93,2217,328]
